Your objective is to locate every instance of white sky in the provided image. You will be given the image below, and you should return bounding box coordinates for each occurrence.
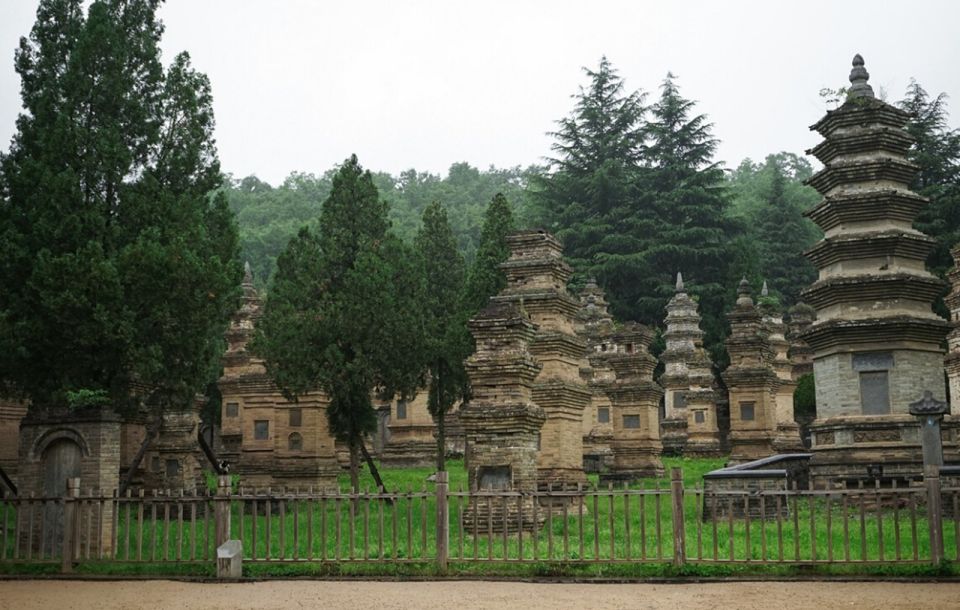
[2,0,959,185]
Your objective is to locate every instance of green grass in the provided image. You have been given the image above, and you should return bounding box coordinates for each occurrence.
[2,457,959,579]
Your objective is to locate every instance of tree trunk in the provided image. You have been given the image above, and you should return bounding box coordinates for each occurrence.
[436,411,446,472]
[348,441,360,495]
[359,438,390,496]
[119,418,160,496]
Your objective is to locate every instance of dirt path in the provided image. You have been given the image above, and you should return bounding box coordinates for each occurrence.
[1,579,959,610]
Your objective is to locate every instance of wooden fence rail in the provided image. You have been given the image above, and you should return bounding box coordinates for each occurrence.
[1,468,957,574]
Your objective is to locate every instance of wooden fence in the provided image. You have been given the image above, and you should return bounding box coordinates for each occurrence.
[1,467,957,574]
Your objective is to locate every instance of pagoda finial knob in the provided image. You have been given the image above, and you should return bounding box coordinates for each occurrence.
[848,53,875,100]
[736,277,753,307]
[675,271,684,293]
[761,280,769,297]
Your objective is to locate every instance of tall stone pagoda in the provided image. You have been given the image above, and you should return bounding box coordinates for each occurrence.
[601,323,664,482]
[786,303,816,381]
[722,279,781,463]
[494,230,590,490]
[758,283,804,453]
[460,301,545,533]
[218,263,339,490]
[802,55,955,483]
[660,272,722,456]
[574,279,615,473]
[945,246,960,413]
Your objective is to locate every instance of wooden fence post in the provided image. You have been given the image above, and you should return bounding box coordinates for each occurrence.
[435,471,449,573]
[61,477,80,574]
[670,467,685,568]
[215,475,232,549]
[924,464,944,565]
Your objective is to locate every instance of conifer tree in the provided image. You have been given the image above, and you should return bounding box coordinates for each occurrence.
[0,0,240,412]
[461,193,515,316]
[253,155,423,492]
[414,201,469,471]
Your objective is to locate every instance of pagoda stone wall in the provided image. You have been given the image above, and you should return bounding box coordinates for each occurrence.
[946,246,960,410]
[142,400,207,492]
[759,285,804,453]
[494,231,589,490]
[218,264,339,491]
[601,323,664,482]
[574,279,615,473]
[660,273,721,456]
[460,301,545,533]
[380,390,436,468]
[723,279,781,463]
[801,56,956,485]
[0,401,27,489]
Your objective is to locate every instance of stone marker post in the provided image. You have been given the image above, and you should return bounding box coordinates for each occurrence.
[924,464,944,565]
[909,391,950,468]
[215,475,232,548]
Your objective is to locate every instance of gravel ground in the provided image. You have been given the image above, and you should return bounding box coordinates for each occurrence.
[1,579,959,610]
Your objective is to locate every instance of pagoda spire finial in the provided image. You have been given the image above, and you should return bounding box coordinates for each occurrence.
[243,261,253,285]
[736,277,753,307]
[675,271,684,293]
[761,280,769,297]
[847,53,875,100]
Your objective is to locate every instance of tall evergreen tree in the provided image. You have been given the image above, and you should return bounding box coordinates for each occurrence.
[461,193,515,316]
[414,201,469,471]
[0,0,240,412]
[253,155,424,492]
[631,73,740,363]
[898,81,960,285]
[532,56,647,275]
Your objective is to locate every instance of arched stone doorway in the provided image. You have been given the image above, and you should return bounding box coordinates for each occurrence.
[41,438,82,556]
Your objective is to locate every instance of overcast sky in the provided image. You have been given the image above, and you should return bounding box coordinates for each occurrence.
[2,1,959,185]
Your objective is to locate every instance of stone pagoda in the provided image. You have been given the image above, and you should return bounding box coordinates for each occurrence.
[601,323,664,482]
[759,283,804,453]
[380,389,436,468]
[947,246,960,410]
[574,279,615,473]
[660,272,722,456]
[460,301,545,533]
[218,263,339,490]
[494,230,590,490]
[802,55,955,484]
[722,279,781,463]
[786,303,816,381]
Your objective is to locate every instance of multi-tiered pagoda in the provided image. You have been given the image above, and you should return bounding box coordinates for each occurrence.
[802,55,954,483]
[574,279,616,473]
[460,300,545,532]
[495,231,590,490]
[759,283,804,453]
[660,273,721,456]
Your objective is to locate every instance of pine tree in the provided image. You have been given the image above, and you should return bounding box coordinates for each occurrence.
[253,155,424,492]
[532,56,646,275]
[630,73,740,363]
[898,81,960,283]
[0,0,240,412]
[461,193,515,316]
[414,201,469,471]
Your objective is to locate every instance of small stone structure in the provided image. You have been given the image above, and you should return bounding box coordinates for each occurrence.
[142,399,207,492]
[574,279,615,473]
[218,264,339,490]
[723,279,782,463]
[946,245,960,408]
[660,273,722,456]
[702,454,811,519]
[495,230,589,490]
[601,323,664,482]
[786,303,816,381]
[759,284,804,453]
[0,401,28,490]
[801,56,955,485]
[380,390,436,468]
[460,301,545,533]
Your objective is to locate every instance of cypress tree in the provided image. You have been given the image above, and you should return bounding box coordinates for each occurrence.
[461,193,515,316]
[0,0,240,412]
[414,201,469,471]
[253,155,424,492]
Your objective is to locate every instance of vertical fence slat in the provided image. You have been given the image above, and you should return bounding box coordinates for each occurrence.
[775,494,784,562]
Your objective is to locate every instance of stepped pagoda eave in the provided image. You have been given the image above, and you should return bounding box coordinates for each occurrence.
[804,230,935,267]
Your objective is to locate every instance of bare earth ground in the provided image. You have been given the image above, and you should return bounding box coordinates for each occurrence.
[2,580,960,610]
